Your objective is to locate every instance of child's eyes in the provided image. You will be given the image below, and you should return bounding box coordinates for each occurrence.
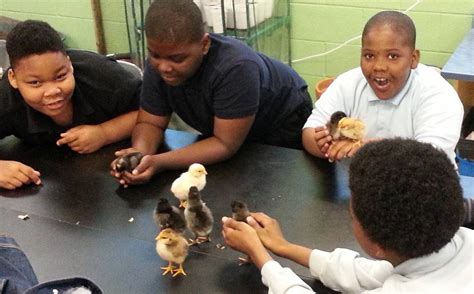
[56,73,67,80]
[27,80,41,86]
[170,56,185,63]
[388,54,398,60]
[363,53,374,59]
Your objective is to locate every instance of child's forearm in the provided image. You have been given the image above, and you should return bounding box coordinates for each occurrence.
[274,242,312,268]
[99,111,138,145]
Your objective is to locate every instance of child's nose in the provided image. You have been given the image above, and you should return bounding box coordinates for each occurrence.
[153,59,173,73]
[44,85,61,97]
[374,58,388,71]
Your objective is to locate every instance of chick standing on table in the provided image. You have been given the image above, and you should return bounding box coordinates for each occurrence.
[184,186,214,245]
[153,198,186,234]
[171,163,207,208]
[326,111,365,146]
[231,200,252,265]
[155,228,189,277]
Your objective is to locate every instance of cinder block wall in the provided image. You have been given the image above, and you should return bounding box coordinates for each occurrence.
[1,0,473,99]
[291,0,474,98]
[0,0,128,53]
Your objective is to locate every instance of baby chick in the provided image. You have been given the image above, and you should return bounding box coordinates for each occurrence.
[153,198,186,234]
[171,163,207,208]
[184,186,214,245]
[327,111,365,145]
[114,151,144,173]
[326,111,347,139]
[155,228,189,277]
[231,200,252,265]
[231,200,250,222]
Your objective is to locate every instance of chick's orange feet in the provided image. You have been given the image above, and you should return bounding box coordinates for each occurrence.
[172,263,187,277]
[179,200,187,208]
[188,236,211,245]
[161,261,175,276]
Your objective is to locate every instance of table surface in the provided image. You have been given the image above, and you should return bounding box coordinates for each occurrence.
[0,130,358,294]
[441,28,474,81]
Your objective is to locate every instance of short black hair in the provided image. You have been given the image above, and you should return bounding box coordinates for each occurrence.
[144,0,204,44]
[349,138,464,258]
[362,11,416,49]
[6,19,66,69]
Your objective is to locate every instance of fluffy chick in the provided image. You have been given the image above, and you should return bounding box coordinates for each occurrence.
[327,111,365,145]
[171,163,207,208]
[153,198,186,234]
[231,200,250,222]
[184,186,214,245]
[156,228,189,277]
[326,111,347,139]
[231,200,252,265]
[114,152,144,173]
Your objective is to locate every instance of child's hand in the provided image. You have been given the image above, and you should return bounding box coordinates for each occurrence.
[111,152,157,188]
[57,125,107,154]
[248,212,290,256]
[313,126,332,155]
[0,160,41,190]
[326,138,376,162]
[222,216,272,269]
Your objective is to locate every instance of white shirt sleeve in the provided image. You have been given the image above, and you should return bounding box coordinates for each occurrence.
[410,66,463,164]
[309,249,394,294]
[261,260,315,294]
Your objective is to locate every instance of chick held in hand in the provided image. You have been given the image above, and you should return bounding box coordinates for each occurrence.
[171,163,207,208]
[184,186,214,245]
[156,228,189,277]
[327,111,365,145]
[153,198,186,234]
[114,152,144,173]
[231,200,252,265]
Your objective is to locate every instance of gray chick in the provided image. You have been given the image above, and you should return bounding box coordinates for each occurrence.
[114,152,144,173]
[231,200,252,265]
[184,186,214,245]
[326,111,347,140]
[153,198,186,234]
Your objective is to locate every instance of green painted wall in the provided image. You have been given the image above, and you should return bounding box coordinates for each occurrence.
[291,0,474,98]
[1,0,473,99]
[0,0,128,53]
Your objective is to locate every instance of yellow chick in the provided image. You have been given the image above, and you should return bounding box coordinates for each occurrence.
[338,117,365,145]
[155,228,189,277]
[327,111,365,146]
[171,163,207,208]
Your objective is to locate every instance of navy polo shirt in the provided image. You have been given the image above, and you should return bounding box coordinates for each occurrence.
[141,34,311,147]
[0,50,141,145]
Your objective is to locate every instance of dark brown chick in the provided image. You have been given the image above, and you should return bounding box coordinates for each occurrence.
[114,152,143,173]
[153,198,186,234]
[230,200,252,265]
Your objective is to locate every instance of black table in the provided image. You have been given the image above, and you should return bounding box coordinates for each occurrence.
[0,130,359,293]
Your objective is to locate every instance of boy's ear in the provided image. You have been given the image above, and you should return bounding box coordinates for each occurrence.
[410,49,420,69]
[201,33,211,55]
[7,68,18,89]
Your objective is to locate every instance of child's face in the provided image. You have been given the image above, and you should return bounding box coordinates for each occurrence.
[360,24,419,100]
[8,51,75,122]
[146,34,210,86]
